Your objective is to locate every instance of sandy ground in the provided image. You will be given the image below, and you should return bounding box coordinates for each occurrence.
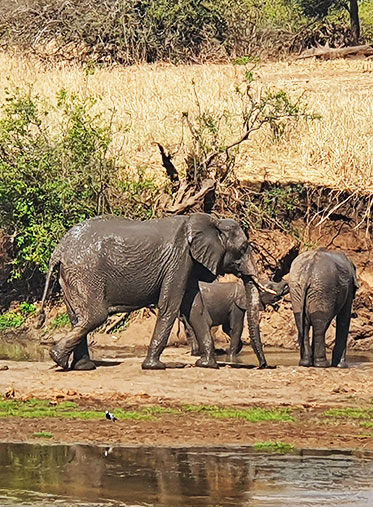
[1,345,373,450]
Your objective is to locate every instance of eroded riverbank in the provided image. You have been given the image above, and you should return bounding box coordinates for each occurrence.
[0,346,373,451]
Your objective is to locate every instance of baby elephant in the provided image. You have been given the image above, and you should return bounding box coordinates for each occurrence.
[289,248,358,368]
[183,278,289,361]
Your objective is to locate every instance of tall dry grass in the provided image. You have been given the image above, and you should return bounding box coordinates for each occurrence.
[1,52,372,192]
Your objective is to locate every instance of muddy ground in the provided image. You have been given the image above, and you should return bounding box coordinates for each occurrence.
[0,344,373,451]
[1,218,373,451]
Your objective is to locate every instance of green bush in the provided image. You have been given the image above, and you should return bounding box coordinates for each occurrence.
[0,312,24,331]
[0,85,165,282]
[0,302,36,330]
[0,0,310,64]
[0,86,115,276]
[360,1,373,41]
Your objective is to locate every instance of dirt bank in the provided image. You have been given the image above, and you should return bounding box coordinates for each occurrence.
[1,344,373,450]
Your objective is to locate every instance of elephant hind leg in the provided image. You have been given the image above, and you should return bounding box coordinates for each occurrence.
[310,311,333,367]
[50,295,108,370]
[50,310,107,370]
[294,312,311,367]
[70,336,96,370]
[50,271,108,369]
[332,298,353,368]
[224,309,244,362]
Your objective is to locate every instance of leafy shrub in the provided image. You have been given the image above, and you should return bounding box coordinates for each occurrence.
[0,302,36,330]
[0,86,116,276]
[360,1,373,40]
[0,0,311,64]
[182,63,316,184]
[19,302,36,315]
[0,312,24,331]
[0,84,164,282]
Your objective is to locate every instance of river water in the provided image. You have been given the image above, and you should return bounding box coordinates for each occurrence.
[1,443,373,505]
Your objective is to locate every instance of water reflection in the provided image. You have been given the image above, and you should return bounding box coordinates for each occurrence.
[1,443,373,505]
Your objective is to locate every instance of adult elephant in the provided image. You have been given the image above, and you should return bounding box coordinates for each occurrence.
[37,213,275,371]
[183,278,289,361]
[289,248,358,368]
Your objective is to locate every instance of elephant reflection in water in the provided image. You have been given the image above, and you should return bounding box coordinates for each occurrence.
[63,445,254,505]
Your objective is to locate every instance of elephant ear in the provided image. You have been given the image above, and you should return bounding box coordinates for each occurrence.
[351,261,359,291]
[187,214,225,275]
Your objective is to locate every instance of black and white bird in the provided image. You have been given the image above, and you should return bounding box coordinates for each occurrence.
[104,446,113,457]
[105,410,117,422]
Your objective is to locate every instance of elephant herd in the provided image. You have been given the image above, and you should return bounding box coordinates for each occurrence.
[36,213,358,371]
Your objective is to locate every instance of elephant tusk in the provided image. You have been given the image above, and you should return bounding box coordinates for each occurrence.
[252,277,277,295]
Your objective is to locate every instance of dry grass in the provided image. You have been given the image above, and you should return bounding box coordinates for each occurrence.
[1,52,373,192]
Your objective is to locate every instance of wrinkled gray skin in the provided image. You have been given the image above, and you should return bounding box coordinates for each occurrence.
[289,248,358,368]
[37,213,272,371]
[183,278,289,361]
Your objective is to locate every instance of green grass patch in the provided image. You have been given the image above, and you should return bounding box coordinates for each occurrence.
[183,405,295,422]
[143,406,181,416]
[50,313,70,329]
[0,399,295,423]
[32,431,54,439]
[0,398,154,420]
[322,408,373,421]
[254,441,295,453]
[0,312,24,331]
[360,422,373,429]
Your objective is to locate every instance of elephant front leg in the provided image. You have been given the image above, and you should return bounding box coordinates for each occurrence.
[142,268,193,370]
[181,292,218,369]
[142,308,179,370]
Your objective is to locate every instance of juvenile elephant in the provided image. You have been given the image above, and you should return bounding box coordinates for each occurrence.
[289,248,358,368]
[183,278,289,361]
[37,213,276,371]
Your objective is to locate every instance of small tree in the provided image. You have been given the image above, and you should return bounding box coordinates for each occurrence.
[296,0,361,43]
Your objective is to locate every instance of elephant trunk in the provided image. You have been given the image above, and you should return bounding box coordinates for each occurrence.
[244,279,268,368]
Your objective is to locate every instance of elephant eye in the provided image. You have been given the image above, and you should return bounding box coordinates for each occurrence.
[239,244,248,256]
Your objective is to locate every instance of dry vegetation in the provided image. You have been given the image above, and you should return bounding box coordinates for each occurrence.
[1,52,373,192]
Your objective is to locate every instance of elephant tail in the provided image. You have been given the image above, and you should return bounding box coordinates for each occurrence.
[34,249,61,329]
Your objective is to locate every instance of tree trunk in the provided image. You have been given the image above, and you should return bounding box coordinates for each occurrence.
[350,0,360,44]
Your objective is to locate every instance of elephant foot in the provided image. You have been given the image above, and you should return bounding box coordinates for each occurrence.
[195,357,219,369]
[49,347,70,370]
[71,357,96,371]
[334,360,348,369]
[313,359,330,368]
[258,362,276,369]
[191,349,202,357]
[299,358,312,367]
[226,353,239,363]
[141,358,166,370]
